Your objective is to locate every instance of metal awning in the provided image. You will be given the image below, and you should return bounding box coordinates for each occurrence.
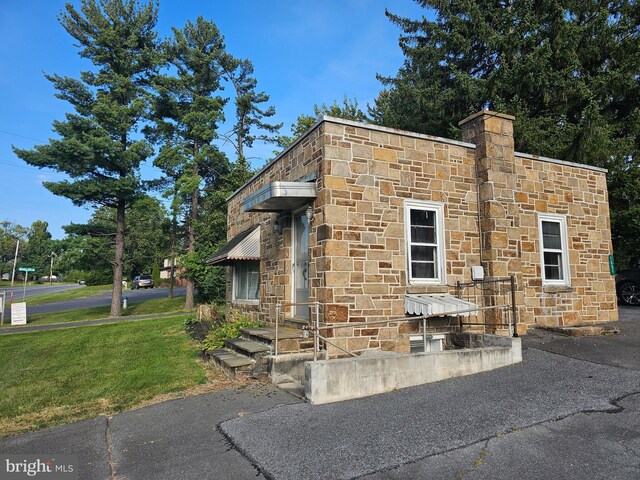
[207,226,260,266]
[242,181,317,212]
[405,294,478,317]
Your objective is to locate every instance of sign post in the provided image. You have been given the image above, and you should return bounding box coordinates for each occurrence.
[11,302,27,325]
[0,290,5,325]
[18,267,36,301]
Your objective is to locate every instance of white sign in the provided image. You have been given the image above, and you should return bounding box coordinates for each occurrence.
[11,302,27,325]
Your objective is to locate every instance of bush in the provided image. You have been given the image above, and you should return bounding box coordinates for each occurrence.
[202,310,263,351]
[83,270,112,286]
[183,307,223,342]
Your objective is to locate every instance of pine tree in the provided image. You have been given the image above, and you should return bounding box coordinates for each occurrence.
[220,56,282,163]
[13,0,161,315]
[375,0,640,265]
[278,96,369,148]
[147,17,231,308]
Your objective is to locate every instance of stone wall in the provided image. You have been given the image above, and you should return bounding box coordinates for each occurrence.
[225,125,324,322]
[317,121,482,355]
[514,154,617,326]
[224,113,617,356]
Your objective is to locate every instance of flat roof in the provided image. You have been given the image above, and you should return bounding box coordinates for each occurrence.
[227,116,607,202]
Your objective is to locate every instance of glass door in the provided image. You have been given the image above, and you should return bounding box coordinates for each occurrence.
[292,209,310,319]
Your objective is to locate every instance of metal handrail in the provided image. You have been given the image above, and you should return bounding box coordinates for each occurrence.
[456,274,518,337]
[274,300,320,357]
[309,304,510,331]
[273,274,518,359]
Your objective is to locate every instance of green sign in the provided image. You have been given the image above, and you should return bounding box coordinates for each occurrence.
[609,255,616,275]
[18,267,35,272]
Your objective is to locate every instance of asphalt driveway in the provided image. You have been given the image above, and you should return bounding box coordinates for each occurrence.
[2,306,640,479]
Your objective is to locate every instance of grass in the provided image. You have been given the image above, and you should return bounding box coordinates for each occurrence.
[23,284,113,306]
[0,315,235,437]
[6,296,190,327]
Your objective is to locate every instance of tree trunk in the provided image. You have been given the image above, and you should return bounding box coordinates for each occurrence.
[185,187,197,308]
[185,155,198,309]
[168,256,175,299]
[237,130,244,163]
[168,208,177,299]
[110,199,125,316]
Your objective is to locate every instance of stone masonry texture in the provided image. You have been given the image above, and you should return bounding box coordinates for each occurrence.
[224,112,618,356]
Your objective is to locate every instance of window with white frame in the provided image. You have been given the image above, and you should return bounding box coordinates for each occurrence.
[404,200,446,284]
[538,214,570,285]
[233,261,260,302]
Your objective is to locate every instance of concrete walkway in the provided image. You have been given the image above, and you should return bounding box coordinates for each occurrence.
[2,307,639,479]
[0,311,187,335]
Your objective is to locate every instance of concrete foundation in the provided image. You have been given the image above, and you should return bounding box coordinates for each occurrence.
[270,352,322,385]
[304,334,522,404]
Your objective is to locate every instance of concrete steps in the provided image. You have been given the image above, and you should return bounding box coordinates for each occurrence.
[225,337,271,359]
[283,317,308,330]
[207,326,317,381]
[207,348,255,379]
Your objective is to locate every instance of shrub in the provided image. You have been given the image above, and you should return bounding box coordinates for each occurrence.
[183,307,223,342]
[202,310,263,351]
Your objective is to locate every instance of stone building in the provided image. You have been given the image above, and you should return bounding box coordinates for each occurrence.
[209,110,617,357]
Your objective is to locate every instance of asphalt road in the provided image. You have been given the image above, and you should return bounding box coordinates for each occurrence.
[0,283,83,300]
[2,286,185,320]
[1,307,639,479]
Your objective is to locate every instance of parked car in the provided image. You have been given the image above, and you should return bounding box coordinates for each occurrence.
[132,275,154,289]
[615,268,640,306]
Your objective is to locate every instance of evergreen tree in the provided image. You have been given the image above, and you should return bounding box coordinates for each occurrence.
[220,55,282,163]
[148,17,231,308]
[13,0,161,314]
[149,18,279,304]
[63,195,167,284]
[375,0,640,266]
[279,96,369,148]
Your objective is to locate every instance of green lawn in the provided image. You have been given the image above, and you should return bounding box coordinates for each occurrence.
[4,296,189,327]
[23,284,112,306]
[0,315,208,436]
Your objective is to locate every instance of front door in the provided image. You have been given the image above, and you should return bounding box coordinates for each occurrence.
[292,209,310,319]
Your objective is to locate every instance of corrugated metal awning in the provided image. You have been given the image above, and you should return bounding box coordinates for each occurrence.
[242,181,317,212]
[207,227,260,266]
[405,294,478,317]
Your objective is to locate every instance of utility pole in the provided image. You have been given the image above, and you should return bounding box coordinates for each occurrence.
[49,252,57,285]
[10,240,19,287]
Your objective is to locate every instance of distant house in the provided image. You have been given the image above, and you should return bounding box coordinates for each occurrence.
[159,258,187,287]
[209,110,617,357]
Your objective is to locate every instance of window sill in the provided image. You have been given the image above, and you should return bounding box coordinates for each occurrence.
[406,284,449,294]
[408,279,446,286]
[232,299,260,306]
[542,285,573,294]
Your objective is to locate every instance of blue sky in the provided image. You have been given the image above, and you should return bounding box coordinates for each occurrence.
[0,0,428,239]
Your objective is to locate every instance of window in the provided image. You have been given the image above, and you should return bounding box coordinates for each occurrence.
[233,261,260,302]
[538,214,570,285]
[404,200,446,284]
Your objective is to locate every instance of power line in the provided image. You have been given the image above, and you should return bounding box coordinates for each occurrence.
[0,130,45,143]
[0,161,38,170]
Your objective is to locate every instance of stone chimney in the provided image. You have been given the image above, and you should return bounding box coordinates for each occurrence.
[459,110,524,333]
[459,110,520,276]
